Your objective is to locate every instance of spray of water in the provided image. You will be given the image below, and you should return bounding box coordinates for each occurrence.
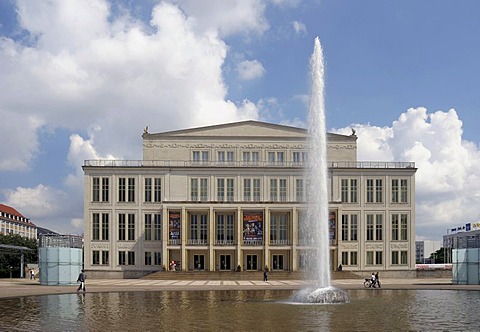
[290,37,349,304]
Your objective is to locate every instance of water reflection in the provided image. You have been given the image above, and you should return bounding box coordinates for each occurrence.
[0,290,479,331]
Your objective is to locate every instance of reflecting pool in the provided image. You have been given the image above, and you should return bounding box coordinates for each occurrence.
[1,289,479,331]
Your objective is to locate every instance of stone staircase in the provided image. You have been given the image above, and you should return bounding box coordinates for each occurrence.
[142,270,360,281]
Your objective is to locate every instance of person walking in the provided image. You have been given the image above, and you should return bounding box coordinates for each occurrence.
[263,270,268,282]
[371,272,376,287]
[77,270,86,292]
[375,272,381,288]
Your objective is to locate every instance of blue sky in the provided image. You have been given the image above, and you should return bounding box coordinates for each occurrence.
[1,0,479,241]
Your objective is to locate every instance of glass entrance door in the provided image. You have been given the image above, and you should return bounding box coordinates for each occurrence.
[193,254,205,270]
[246,254,258,271]
[219,254,231,271]
[272,254,284,270]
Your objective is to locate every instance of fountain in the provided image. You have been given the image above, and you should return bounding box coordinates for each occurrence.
[290,37,350,304]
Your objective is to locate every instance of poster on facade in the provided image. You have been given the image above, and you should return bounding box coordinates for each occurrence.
[329,210,336,240]
[243,212,263,241]
[169,211,181,240]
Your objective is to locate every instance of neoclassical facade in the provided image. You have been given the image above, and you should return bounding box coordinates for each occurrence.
[83,121,416,278]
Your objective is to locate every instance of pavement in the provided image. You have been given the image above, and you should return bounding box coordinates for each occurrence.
[0,277,479,299]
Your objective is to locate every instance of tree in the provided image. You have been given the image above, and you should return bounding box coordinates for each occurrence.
[0,234,38,278]
[429,247,452,264]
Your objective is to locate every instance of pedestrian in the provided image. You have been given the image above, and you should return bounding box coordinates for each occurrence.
[263,270,268,282]
[371,272,376,287]
[30,269,35,280]
[77,270,86,292]
[375,272,381,288]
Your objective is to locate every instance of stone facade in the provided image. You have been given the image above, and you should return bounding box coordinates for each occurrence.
[83,120,416,278]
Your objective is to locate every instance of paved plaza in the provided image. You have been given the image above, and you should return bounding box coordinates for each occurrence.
[1,277,479,299]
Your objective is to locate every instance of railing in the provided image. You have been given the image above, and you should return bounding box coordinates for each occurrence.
[270,240,290,246]
[84,160,415,169]
[214,240,235,246]
[187,239,208,246]
[243,240,263,246]
[168,239,181,245]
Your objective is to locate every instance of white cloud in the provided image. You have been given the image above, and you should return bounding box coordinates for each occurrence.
[269,0,300,8]
[292,21,307,35]
[236,59,266,80]
[172,0,269,37]
[332,107,480,241]
[0,0,271,233]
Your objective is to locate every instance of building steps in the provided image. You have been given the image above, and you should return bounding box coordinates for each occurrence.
[142,270,360,280]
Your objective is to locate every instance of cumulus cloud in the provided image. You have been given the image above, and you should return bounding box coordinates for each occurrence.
[0,0,269,233]
[236,59,266,80]
[332,107,480,241]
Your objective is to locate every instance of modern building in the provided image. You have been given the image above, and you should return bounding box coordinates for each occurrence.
[444,223,480,285]
[83,121,417,278]
[415,240,441,263]
[0,203,37,240]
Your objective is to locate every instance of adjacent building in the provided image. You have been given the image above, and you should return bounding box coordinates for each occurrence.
[0,203,37,240]
[415,240,442,263]
[83,121,417,278]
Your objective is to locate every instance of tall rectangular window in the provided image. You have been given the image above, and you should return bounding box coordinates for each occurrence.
[128,178,135,202]
[366,215,374,241]
[92,177,109,202]
[341,215,348,241]
[92,213,100,240]
[154,178,162,202]
[400,179,408,203]
[376,179,383,203]
[101,213,109,241]
[154,252,162,265]
[400,214,408,240]
[342,214,358,241]
[350,215,358,241]
[128,214,135,241]
[119,177,135,202]
[93,178,100,202]
[375,251,383,265]
[341,179,358,203]
[392,214,399,241]
[102,250,109,265]
[392,251,399,265]
[118,214,126,241]
[119,178,126,202]
[350,252,358,266]
[145,252,152,265]
[366,178,383,203]
[189,214,208,244]
[243,179,251,201]
[295,179,304,202]
[154,214,162,241]
[366,251,374,265]
[144,214,152,241]
[128,251,135,265]
[270,213,289,244]
[217,178,234,202]
[145,178,152,202]
[401,251,408,265]
[376,215,383,240]
[392,179,407,203]
[191,178,208,201]
[341,252,349,266]
[253,179,261,201]
[279,179,287,202]
[93,250,100,265]
[270,179,278,201]
[119,251,126,265]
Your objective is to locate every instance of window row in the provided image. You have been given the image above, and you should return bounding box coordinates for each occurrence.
[341,178,409,204]
[341,250,408,266]
[341,213,409,242]
[91,212,291,245]
[192,150,307,164]
[91,250,162,266]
